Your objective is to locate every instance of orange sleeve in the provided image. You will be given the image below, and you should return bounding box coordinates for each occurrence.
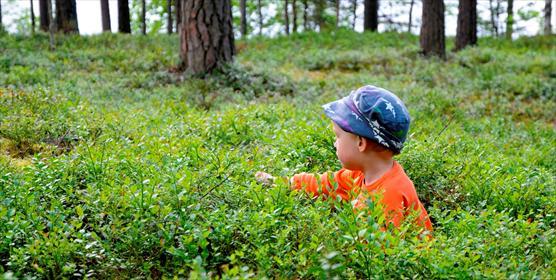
[291,169,362,201]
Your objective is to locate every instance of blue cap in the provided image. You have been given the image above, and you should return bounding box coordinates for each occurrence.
[322,85,411,154]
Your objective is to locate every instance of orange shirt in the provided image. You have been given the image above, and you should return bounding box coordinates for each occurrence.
[291,161,433,231]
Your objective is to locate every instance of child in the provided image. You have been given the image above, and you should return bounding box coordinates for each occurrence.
[257,85,432,231]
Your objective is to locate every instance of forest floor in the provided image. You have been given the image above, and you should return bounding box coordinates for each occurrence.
[0,31,555,278]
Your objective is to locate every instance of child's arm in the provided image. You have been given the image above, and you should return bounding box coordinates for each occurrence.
[256,169,361,201]
[290,169,362,201]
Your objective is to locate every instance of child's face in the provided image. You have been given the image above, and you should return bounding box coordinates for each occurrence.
[332,122,362,170]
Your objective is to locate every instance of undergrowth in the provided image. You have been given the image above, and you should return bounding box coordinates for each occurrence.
[0,30,555,278]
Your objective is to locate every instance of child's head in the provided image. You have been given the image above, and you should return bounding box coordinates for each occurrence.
[323,85,410,166]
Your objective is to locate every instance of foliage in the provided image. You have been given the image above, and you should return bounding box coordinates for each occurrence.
[0,30,555,278]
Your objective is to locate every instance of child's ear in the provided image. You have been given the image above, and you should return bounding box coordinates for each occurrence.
[357,136,367,152]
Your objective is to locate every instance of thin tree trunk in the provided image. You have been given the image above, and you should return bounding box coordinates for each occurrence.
[47,0,56,49]
[303,0,308,30]
[420,0,445,58]
[31,0,36,34]
[455,0,477,51]
[285,0,290,35]
[292,0,298,33]
[40,0,50,31]
[336,0,340,27]
[258,0,263,35]
[180,0,236,75]
[240,0,247,37]
[175,0,181,33]
[101,0,111,32]
[364,0,378,31]
[56,0,79,34]
[118,0,131,33]
[506,0,513,39]
[545,0,552,35]
[315,0,325,31]
[488,0,498,36]
[408,0,414,33]
[167,0,172,34]
[352,0,357,30]
[0,0,3,32]
[141,0,146,34]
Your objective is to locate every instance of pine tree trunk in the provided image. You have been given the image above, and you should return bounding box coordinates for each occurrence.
[141,0,147,34]
[488,0,498,36]
[364,0,378,31]
[101,0,111,32]
[420,0,445,58]
[408,0,414,33]
[167,0,173,34]
[118,0,131,33]
[39,0,50,31]
[455,0,477,51]
[258,0,263,35]
[240,0,247,37]
[303,0,308,30]
[545,0,552,35]
[352,0,357,30]
[292,0,298,33]
[31,0,36,34]
[506,0,513,39]
[47,0,56,49]
[0,0,3,32]
[55,0,79,34]
[176,0,182,33]
[179,0,236,75]
[315,0,325,31]
[285,0,290,35]
[336,0,340,27]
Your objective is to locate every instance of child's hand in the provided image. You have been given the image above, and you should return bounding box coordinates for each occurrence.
[255,171,275,186]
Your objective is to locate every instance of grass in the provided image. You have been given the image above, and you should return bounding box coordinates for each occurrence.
[0,30,555,278]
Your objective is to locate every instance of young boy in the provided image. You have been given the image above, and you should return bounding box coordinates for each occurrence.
[257,85,432,231]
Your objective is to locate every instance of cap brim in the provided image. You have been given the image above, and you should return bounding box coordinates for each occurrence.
[322,97,358,135]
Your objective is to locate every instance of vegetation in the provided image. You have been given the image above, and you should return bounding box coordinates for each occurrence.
[0,30,555,278]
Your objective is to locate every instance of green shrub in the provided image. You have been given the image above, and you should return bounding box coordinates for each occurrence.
[0,31,554,278]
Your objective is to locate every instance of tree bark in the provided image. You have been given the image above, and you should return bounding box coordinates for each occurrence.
[315,0,325,31]
[31,0,36,34]
[408,0,414,33]
[0,0,2,32]
[179,0,236,75]
[176,0,182,33]
[488,0,498,36]
[545,0,553,35]
[258,0,263,35]
[141,0,147,34]
[292,0,298,33]
[47,0,55,49]
[240,0,247,37]
[506,0,513,39]
[285,0,290,35]
[101,0,111,32]
[455,0,477,51]
[336,0,340,27]
[118,0,131,33]
[55,0,79,34]
[364,0,378,31]
[420,0,445,58]
[352,0,357,30]
[303,0,308,30]
[167,0,173,34]
[39,0,50,31]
